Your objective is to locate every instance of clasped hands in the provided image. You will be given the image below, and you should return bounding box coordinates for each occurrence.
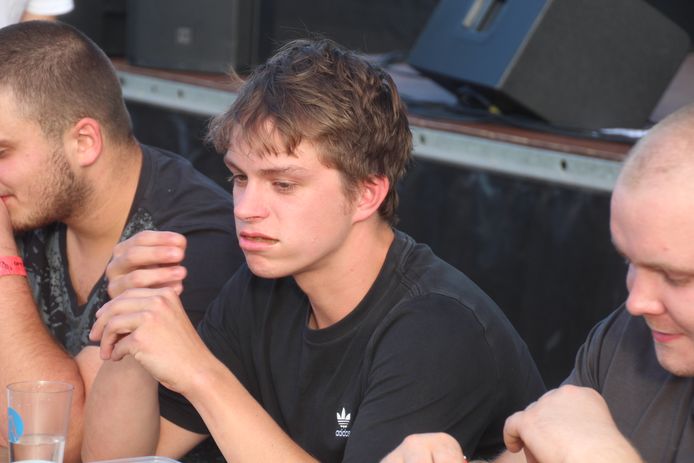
[89,230,212,394]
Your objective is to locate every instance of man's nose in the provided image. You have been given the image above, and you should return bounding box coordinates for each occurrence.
[233,183,268,222]
[625,265,666,317]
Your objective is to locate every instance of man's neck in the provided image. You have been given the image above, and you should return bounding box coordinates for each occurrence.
[298,222,395,330]
[65,143,143,304]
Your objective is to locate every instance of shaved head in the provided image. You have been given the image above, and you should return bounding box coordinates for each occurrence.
[610,103,694,377]
[618,104,694,192]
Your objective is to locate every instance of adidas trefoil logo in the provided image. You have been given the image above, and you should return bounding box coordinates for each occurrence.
[335,407,351,438]
[336,408,351,429]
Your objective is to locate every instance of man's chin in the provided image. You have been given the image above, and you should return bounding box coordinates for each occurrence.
[245,259,294,280]
[10,217,56,234]
[655,348,694,377]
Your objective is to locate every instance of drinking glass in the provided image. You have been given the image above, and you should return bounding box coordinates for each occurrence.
[7,381,73,463]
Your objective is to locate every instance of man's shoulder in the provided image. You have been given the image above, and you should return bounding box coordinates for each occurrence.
[392,230,502,320]
[381,231,531,358]
[567,306,656,391]
[580,306,647,362]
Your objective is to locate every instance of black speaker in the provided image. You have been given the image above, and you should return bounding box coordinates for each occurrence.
[61,0,127,56]
[646,0,694,44]
[126,0,264,73]
[408,0,690,129]
[270,0,438,55]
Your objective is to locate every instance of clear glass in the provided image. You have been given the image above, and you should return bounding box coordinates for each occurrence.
[6,381,73,463]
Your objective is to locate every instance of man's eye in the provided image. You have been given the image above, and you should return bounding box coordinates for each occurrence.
[227,174,247,185]
[664,274,691,287]
[274,181,296,192]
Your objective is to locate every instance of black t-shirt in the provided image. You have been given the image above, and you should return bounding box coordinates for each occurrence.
[566,306,694,462]
[160,230,545,462]
[18,144,244,355]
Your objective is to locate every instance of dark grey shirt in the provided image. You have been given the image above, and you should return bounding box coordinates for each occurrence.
[18,144,243,355]
[566,306,694,462]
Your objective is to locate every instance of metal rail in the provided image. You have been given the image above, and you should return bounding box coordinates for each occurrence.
[118,69,622,192]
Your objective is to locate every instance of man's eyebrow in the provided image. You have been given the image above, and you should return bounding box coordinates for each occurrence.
[224,157,240,171]
[257,166,310,177]
[223,157,309,176]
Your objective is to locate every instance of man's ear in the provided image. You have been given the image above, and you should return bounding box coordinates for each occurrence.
[353,175,390,223]
[66,118,103,167]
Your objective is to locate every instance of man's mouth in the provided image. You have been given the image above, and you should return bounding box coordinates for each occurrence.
[651,330,682,344]
[245,235,276,243]
[239,232,278,244]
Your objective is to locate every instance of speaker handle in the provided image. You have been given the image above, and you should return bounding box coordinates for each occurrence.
[462,0,506,32]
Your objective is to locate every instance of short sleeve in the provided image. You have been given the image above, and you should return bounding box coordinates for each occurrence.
[563,306,629,389]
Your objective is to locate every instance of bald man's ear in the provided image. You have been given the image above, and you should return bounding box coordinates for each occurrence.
[67,118,103,167]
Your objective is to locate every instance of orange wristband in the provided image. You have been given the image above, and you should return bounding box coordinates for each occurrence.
[0,256,27,277]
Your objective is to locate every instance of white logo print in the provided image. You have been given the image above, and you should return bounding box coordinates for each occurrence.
[335,407,351,438]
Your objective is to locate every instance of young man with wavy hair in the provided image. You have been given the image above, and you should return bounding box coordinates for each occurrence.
[84,39,544,463]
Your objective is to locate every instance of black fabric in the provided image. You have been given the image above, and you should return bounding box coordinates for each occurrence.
[566,306,694,462]
[18,144,243,355]
[160,230,545,462]
[397,160,628,388]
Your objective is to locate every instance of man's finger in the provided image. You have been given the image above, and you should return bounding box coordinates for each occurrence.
[99,310,152,360]
[108,266,187,295]
[503,412,524,453]
[124,230,187,248]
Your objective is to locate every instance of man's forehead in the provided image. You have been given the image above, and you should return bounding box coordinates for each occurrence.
[610,180,694,269]
[228,123,294,155]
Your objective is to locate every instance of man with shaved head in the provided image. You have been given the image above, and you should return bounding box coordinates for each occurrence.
[382,104,694,463]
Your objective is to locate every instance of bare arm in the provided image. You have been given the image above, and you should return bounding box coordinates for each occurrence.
[82,354,206,461]
[0,203,90,463]
[83,231,205,461]
[185,353,318,462]
[86,287,319,462]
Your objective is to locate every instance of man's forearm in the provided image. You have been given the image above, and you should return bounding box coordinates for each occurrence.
[82,356,160,461]
[185,355,318,463]
[0,275,86,462]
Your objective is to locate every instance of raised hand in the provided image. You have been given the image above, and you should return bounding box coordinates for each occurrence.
[106,230,188,297]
